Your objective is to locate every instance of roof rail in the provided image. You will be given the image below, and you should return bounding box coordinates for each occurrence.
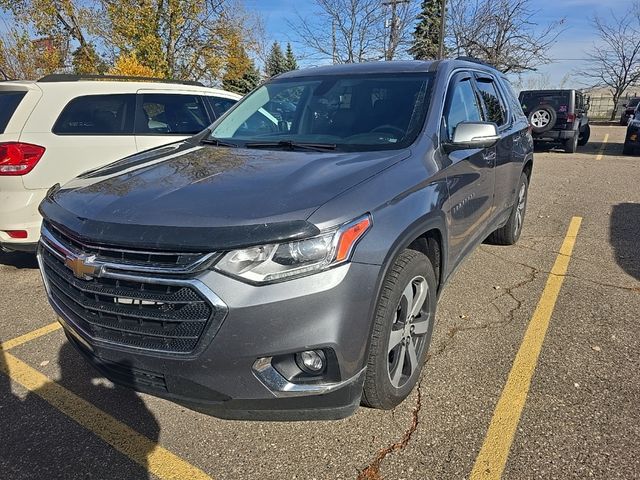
[37,74,204,87]
[455,56,494,68]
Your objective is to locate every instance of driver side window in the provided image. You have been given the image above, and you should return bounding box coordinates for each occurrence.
[443,76,483,140]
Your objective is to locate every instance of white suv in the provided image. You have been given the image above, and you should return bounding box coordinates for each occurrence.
[0,74,240,252]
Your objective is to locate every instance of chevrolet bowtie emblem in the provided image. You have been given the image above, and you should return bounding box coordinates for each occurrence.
[64,254,99,280]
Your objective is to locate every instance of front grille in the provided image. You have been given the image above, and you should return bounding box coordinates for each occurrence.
[43,221,215,273]
[39,226,227,355]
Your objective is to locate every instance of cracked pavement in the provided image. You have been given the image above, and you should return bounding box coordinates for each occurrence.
[1,125,639,479]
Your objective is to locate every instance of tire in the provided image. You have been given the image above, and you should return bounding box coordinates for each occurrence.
[486,172,529,246]
[578,124,590,146]
[623,142,634,155]
[361,249,437,410]
[528,106,557,134]
[564,132,578,153]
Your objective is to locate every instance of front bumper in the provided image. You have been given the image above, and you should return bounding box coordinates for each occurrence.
[40,236,381,420]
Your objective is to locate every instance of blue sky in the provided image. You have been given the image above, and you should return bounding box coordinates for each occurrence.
[245,0,633,88]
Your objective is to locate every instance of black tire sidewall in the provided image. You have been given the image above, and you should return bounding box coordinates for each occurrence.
[578,124,590,146]
[511,172,529,242]
[364,251,437,409]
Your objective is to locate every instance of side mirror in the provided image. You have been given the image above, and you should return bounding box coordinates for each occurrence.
[444,122,500,152]
[623,104,627,107]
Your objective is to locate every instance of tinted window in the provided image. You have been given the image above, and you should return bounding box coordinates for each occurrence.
[501,79,525,118]
[209,96,237,117]
[136,94,209,135]
[476,78,506,125]
[210,73,433,152]
[0,91,27,133]
[53,94,135,135]
[628,98,640,108]
[444,77,483,140]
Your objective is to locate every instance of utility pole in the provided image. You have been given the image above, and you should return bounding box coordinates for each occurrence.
[332,18,337,64]
[438,0,447,59]
[383,0,410,61]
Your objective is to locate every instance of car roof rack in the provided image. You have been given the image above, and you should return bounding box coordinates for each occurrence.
[455,56,494,68]
[37,74,204,87]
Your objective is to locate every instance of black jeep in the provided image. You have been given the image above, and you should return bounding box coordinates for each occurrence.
[519,89,590,153]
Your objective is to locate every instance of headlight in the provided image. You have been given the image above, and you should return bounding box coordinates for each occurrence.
[215,215,372,283]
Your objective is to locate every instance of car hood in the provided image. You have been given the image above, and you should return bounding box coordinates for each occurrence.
[40,142,409,251]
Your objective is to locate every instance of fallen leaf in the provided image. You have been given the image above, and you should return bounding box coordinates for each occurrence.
[592,345,601,352]
[39,360,49,367]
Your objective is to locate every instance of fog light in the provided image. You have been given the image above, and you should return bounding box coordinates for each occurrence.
[295,350,326,374]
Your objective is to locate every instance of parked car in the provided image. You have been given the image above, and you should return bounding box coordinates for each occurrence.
[623,107,640,154]
[619,97,640,125]
[38,59,534,421]
[0,74,240,252]
[519,89,590,153]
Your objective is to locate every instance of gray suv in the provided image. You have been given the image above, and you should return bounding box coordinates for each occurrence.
[38,59,534,420]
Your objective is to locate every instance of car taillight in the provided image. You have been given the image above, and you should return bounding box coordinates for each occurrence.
[4,230,28,239]
[566,113,576,123]
[0,142,46,176]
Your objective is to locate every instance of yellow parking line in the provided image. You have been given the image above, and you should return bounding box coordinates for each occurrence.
[470,216,582,480]
[595,134,609,160]
[0,322,62,351]
[0,350,212,480]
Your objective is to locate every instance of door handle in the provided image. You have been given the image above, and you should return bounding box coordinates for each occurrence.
[482,150,496,165]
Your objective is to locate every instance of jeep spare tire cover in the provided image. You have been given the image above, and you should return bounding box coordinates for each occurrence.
[528,105,557,134]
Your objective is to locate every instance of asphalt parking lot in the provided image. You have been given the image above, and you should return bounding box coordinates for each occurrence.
[1,124,638,480]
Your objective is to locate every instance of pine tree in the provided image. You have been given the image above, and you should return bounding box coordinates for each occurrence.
[223,58,260,95]
[264,41,287,77]
[409,0,443,60]
[284,42,298,71]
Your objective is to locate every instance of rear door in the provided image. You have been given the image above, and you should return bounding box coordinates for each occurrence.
[206,95,238,119]
[474,73,516,218]
[20,93,137,190]
[440,71,496,268]
[134,91,213,152]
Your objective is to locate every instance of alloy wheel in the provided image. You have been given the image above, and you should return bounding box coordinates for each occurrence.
[387,275,431,388]
[514,182,527,237]
[531,110,550,128]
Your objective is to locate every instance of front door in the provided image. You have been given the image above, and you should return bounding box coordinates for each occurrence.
[439,72,496,270]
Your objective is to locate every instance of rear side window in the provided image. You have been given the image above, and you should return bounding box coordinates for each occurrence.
[0,91,27,133]
[136,94,210,135]
[476,78,507,126]
[500,79,525,118]
[443,77,483,140]
[208,96,237,118]
[53,94,135,135]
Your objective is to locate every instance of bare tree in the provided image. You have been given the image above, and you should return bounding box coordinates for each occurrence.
[288,0,417,64]
[581,2,640,121]
[448,0,564,74]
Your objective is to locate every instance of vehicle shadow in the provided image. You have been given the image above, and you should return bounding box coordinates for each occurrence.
[610,203,640,281]
[0,341,160,478]
[533,141,625,157]
[0,251,38,269]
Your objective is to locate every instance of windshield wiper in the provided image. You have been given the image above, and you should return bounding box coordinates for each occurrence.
[200,137,238,148]
[245,140,337,152]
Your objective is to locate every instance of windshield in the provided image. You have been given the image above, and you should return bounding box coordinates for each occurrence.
[210,73,433,152]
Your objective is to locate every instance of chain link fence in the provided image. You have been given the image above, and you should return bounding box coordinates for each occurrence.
[587,92,640,121]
